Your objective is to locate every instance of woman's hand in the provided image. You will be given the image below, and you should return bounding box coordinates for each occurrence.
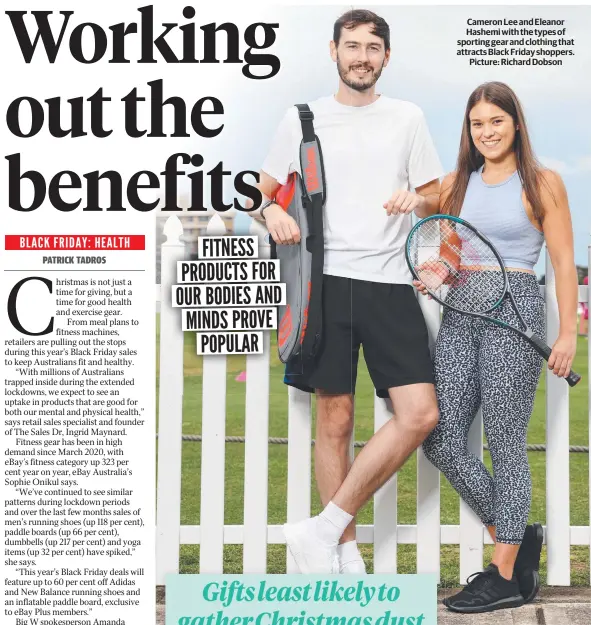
[413,279,430,297]
[548,332,577,378]
[412,262,449,297]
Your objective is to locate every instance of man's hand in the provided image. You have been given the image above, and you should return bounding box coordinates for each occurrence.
[384,189,426,216]
[265,204,301,245]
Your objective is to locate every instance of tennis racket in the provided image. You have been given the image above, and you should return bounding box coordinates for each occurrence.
[405,214,581,387]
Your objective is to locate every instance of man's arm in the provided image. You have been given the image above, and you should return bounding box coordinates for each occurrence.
[247,170,282,223]
[402,108,443,217]
[414,178,441,218]
[246,170,301,245]
[383,178,441,217]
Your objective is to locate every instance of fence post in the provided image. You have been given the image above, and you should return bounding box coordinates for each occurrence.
[416,296,441,580]
[243,222,271,572]
[286,386,312,572]
[545,251,570,585]
[156,215,185,584]
[373,397,398,573]
[199,214,228,573]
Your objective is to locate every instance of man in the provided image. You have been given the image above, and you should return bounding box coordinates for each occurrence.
[250,9,443,573]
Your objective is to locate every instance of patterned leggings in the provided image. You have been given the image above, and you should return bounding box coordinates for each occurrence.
[422,272,545,544]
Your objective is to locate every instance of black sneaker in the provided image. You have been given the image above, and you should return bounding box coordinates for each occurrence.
[443,564,524,613]
[514,523,544,603]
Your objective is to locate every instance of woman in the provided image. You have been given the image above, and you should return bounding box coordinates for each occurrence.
[417,82,578,614]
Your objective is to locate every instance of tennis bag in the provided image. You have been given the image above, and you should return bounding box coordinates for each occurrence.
[270,104,326,365]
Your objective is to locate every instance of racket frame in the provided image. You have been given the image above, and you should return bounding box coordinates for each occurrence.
[405,214,581,387]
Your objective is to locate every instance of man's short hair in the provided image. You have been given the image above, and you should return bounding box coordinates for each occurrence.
[333,9,390,51]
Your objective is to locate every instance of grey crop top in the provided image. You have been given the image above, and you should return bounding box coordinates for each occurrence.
[459,166,544,271]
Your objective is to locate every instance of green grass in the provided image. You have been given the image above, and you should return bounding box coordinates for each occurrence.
[157,322,589,586]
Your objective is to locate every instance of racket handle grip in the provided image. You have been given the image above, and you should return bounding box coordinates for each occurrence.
[566,370,582,387]
[528,333,552,359]
[529,333,581,387]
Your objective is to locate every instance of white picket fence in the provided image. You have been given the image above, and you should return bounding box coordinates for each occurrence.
[156,214,590,586]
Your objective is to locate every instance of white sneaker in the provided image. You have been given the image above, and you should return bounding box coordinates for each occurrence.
[283,521,339,574]
[339,558,367,574]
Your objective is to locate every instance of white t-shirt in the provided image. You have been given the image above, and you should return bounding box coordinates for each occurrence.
[262,95,444,284]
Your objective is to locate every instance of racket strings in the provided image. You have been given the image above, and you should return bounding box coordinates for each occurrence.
[409,220,505,314]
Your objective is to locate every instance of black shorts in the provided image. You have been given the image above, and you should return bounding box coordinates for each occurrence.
[284,275,434,398]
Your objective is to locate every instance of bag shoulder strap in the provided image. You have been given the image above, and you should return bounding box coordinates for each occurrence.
[292,104,325,361]
[295,103,316,143]
[294,104,326,205]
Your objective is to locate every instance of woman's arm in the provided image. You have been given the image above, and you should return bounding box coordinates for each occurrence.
[438,173,461,270]
[540,169,578,378]
[413,173,460,296]
[439,172,456,212]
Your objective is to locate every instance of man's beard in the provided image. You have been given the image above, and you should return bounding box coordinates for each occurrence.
[337,55,384,92]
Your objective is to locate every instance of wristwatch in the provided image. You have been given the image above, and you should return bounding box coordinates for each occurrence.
[260,200,275,220]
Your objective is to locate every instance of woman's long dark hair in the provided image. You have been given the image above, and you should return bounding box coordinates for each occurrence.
[442,82,547,223]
